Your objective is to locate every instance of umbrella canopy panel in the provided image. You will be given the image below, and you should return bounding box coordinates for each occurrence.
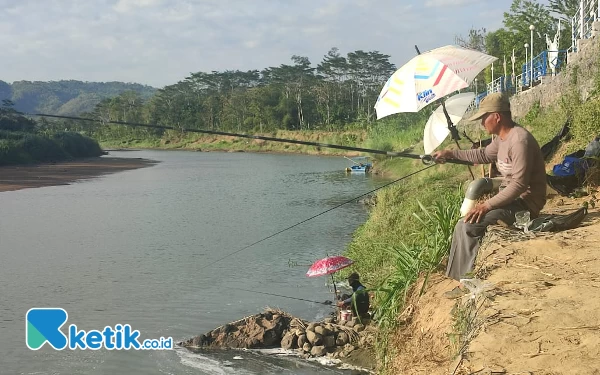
[423,92,475,154]
[375,45,497,119]
[306,256,354,277]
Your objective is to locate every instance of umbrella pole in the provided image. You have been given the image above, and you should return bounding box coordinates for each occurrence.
[331,274,338,301]
[441,100,475,180]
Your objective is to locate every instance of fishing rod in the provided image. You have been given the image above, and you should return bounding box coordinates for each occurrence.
[230,288,333,306]
[32,113,473,166]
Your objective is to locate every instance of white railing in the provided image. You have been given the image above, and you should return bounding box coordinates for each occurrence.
[572,0,599,51]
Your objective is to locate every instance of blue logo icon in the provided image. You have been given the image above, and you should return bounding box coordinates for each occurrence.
[26,307,172,350]
[26,308,69,350]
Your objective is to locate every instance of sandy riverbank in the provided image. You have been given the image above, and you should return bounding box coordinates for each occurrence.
[0,157,157,192]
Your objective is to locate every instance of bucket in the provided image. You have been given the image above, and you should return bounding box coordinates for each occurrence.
[339,310,352,322]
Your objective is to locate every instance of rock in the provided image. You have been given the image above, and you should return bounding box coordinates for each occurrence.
[191,334,207,347]
[323,318,334,324]
[295,328,305,336]
[280,333,297,350]
[306,330,323,346]
[306,323,317,332]
[342,343,355,357]
[350,317,359,326]
[322,335,336,348]
[297,334,307,348]
[310,345,326,357]
[302,342,312,353]
[314,325,332,336]
[336,332,349,346]
[353,324,365,333]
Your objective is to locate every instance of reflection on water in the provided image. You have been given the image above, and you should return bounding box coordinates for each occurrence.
[0,150,388,374]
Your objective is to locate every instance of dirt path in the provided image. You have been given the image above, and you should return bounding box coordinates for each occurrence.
[386,196,600,375]
[0,157,157,192]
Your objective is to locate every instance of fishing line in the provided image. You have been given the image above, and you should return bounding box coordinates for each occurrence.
[228,288,333,305]
[196,164,436,271]
[30,113,472,166]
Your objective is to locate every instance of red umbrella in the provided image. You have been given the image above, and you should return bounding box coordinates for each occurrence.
[306,256,354,300]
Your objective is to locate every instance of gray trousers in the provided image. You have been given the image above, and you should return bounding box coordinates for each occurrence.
[446,200,527,281]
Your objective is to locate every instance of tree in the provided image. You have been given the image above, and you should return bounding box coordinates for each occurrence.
[455,28,488,52]
[547,0,579,21]
[0,99,36,132]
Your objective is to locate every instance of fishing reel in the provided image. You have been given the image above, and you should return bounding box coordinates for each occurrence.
[420,155,436,165]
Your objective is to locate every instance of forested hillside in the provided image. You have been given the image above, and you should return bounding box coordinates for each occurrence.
[0,80,156,116]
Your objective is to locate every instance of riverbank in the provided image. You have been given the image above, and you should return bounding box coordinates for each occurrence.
[382,195,600,374]
[0,156,157,192]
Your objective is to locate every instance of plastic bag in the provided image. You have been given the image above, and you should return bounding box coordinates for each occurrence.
[459,278,495,300]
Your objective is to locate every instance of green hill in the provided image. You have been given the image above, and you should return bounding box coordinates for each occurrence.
[0,80,156,115]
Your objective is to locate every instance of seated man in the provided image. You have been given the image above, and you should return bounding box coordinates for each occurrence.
[337,272,370,315]
[432,93,547,283]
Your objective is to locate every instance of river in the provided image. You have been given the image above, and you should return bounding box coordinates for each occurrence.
[0,150,388,374]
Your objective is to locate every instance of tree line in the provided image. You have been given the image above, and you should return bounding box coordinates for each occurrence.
[80,48,396,140]
[61,0,580,141]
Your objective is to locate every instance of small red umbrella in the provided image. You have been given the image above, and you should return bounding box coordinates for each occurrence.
[306,256,354,300]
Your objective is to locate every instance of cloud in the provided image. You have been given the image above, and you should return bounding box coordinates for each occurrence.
[1,0,515,87]
[113,0,163,13]
[424,0,478,7]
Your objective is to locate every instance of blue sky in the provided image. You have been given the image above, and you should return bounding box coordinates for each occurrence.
[1,0,517,87]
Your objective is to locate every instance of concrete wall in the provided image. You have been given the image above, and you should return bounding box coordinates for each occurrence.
[509,21,600,120]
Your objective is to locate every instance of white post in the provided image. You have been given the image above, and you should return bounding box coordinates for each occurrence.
[530,25,535,86]
[511,49,516,85]
[491,63,494,92]
[525,43,529,86]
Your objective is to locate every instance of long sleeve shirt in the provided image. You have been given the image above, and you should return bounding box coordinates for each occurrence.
[450,125,547,216]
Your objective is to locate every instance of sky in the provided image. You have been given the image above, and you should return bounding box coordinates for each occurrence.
[1,0,517,88]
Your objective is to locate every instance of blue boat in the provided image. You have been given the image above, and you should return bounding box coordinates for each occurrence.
[345,157,372,173]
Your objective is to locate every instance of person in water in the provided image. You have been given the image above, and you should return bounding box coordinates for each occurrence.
[337,272,370,315]
[432,93,546,291]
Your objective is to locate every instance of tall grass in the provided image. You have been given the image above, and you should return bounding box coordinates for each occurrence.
[369,190,463,367]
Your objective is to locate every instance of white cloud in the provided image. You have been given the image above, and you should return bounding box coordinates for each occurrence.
[113,0,163,13]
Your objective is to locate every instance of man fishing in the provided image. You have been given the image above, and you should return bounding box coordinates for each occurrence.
[337,272,370,315]
[432,93,547,293]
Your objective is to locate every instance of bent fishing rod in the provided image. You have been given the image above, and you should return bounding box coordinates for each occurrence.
[32,113,472,166]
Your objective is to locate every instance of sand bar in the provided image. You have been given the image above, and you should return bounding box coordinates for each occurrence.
[0,157,157,192]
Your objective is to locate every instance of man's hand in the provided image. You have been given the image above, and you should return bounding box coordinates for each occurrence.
[337,301,344,308]
[431,149,454,164]
[464,203,492,224]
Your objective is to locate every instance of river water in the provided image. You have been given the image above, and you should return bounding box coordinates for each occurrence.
[0,150,388,374]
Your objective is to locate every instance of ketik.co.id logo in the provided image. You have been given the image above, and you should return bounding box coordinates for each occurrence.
[26,308,172,350]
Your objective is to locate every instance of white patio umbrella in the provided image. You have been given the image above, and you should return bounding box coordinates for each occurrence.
[423,92,475,154]
[375,45,497,119]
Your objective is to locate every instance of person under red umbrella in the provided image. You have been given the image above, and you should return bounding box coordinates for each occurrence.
[336,272,369,315]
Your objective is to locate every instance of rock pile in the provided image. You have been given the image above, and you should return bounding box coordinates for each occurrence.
[180,309,375,359]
